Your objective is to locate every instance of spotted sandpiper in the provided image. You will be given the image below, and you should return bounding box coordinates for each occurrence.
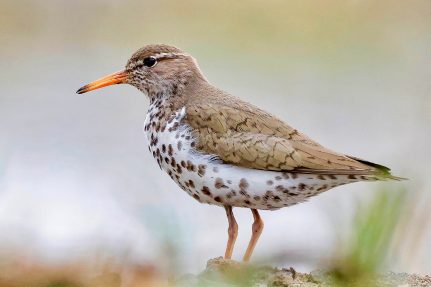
[77,44,401,262]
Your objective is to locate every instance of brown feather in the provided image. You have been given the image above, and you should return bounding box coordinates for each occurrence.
[182,80,392,176]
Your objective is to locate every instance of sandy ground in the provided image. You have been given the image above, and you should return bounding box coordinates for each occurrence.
[177,257,431,287]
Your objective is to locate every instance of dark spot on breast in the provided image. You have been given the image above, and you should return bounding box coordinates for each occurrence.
[188,180,195,188]
[193,194,200,200]
[202,186,211,196]
[164,157,169,164]
[317,185,328,191]
[214,196,222,203]
[186,160,196,171]
[298,183,307,191]
[215,178,228,189]
[275,185,285,192]
[198,164,206,177]
[176,164,182,174]
[282,173,290,179]
[162,144,166,153]
[253,196,261,201]
[273,196,281,202]
[181,161,187,168]
[328,174,337,180]
[170,157,176,167]
[317,175,326,180]
[348,174,356,180]
[267,180,273,186]
[177,141,182,151]
[213,166,219,173]
[239,190,250,197]
[244,200,251,205]
[239,178,249,190]
[171,122,179,131]
[275,176,282,181]
[263,191,272,201]
[168,144,173,156]
[291,173,298,179]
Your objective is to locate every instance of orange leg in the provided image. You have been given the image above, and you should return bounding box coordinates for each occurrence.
[243,209,264,262]
[224,206,238,260]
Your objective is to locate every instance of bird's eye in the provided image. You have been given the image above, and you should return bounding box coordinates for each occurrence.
[143,57,157,67]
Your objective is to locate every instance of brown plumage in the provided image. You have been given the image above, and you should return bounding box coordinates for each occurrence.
[76,44,402,262]
[184,84,388,175]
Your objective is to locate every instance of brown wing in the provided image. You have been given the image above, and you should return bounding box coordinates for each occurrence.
[184,99,383,174]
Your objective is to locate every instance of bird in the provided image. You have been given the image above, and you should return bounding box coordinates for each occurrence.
[77,44,402,262]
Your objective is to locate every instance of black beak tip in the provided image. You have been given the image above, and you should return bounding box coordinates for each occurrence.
[76,86,87,94]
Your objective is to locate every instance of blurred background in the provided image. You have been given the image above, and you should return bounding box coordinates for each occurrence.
[0,0,430,285]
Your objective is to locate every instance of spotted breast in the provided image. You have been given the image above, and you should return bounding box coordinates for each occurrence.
[144,97,364,211]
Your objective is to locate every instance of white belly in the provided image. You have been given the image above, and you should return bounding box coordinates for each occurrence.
[144,106,354,210]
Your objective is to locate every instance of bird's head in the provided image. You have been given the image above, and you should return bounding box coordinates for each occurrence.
[77,44,206,98]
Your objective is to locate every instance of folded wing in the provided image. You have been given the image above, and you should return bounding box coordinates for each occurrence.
[185,100,392,177]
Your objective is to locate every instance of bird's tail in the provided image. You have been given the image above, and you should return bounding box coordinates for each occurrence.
[348,157,407,181]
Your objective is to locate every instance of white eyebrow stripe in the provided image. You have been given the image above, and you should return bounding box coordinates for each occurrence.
[154,52,188,59]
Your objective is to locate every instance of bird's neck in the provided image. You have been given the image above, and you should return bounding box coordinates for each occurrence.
[148,74,210,112]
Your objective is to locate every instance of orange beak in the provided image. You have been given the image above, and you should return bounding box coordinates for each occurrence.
[76,70,128,94]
